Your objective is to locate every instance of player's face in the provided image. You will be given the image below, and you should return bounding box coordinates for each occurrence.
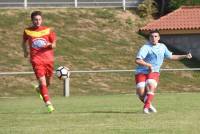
[32,15,42,27]
[149,33,160,45]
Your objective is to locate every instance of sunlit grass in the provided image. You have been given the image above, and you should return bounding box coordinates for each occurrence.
[1,93,200,134]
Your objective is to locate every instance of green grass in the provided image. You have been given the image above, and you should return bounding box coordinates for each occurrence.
[0,93,200,134]
[0,8,200,134]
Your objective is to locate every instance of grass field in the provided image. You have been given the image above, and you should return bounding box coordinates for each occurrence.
[1,9,200,134]
[1,93,200,134]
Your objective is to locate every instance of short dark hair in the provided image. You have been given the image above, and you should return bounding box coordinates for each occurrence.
[31,11,42,20]
[149,29,160,35]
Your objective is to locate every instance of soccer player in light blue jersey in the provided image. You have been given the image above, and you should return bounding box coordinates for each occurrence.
[135,30,192,114]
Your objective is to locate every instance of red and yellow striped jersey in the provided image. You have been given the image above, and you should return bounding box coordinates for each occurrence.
[23,26,56,64]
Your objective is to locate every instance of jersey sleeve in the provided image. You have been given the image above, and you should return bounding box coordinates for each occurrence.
[164,45,172,59]
[49,30,56,43]
[136,45,148,59]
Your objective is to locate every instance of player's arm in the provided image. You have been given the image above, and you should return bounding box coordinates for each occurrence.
[51,40,56,48]
[135,58,153,72]
[21,40,28,58]
[45,30,56,49]
[163,44,192,60]
[135,45,153,72]
[170,53,192,60]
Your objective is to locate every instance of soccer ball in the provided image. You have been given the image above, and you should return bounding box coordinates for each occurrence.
[56,66,70,79]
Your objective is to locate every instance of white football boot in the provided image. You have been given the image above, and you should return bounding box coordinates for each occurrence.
[143,108,150,114]
[149,104,157,113]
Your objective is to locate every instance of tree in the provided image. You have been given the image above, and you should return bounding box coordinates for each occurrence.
[168,0,200,11]
[155,0,170,16]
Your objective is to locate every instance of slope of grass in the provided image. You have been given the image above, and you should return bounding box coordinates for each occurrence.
[0,9,200,97]
[1,93,200,134]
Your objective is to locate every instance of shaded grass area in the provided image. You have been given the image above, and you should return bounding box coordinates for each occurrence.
[0,93,200,134]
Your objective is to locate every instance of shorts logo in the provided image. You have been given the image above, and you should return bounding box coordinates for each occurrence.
[32,38,47,48]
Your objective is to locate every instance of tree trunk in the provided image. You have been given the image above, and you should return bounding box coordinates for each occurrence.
[160,0,165,16]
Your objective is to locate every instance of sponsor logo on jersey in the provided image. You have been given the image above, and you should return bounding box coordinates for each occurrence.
[32,38,47,48]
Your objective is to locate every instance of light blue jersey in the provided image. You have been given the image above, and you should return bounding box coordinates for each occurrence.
[136,42,172,74]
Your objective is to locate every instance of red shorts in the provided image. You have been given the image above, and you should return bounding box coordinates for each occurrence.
[32,62,54,79]
[135,72,160,85]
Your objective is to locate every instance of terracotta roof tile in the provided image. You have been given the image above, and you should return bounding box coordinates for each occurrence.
[140,6,200,31]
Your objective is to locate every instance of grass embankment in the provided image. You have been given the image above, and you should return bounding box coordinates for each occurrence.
[0,9,199,97]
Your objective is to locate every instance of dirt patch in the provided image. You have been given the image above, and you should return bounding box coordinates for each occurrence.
[116,10,137,21]
[77,19,97,31]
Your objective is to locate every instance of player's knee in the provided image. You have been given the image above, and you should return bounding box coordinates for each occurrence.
[146,79,157,88]
[136,82,145,89]
[147,90,154,95]
[39,77,47,86]
[136,82,146,97]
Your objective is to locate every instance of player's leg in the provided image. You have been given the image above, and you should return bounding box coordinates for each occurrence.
[38,76,51,104]
[38,76,54,113]
[44,63,55,113]
[33,62,54,113]
[136,86,146,102]
[46,62,54,87]
[31,63,46,99]
[135,73,147,102]
[135,73,150,113]
[44,63,54,104]
[144,72,159,113]
[31,83,43,99]
[46,76,53,87]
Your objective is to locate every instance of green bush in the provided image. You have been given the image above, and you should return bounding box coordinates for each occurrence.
[137,0,157,17]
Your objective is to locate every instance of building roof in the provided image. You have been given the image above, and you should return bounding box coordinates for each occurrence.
[139,6,200,34]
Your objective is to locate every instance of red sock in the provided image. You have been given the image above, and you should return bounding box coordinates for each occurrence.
[144,92,154,109]
[40,85,50,103]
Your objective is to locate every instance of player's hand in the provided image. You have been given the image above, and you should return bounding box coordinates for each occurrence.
[43,43,52,48]
[146,63,153,73]
[46,42,52,46]
[148,65,153,73]
[186,53,192,59]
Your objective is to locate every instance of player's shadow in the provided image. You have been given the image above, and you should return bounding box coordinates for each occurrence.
[27,111,141,114]
[91,110,139,114]
[58,110,142,114]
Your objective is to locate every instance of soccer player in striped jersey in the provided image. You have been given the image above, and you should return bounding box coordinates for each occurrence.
[22,11,56,113]
[135,30,192,114]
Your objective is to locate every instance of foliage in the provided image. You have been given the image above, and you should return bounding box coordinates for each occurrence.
[168,0,200,11]
[154,0,200,16]
[137,0,157,17]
